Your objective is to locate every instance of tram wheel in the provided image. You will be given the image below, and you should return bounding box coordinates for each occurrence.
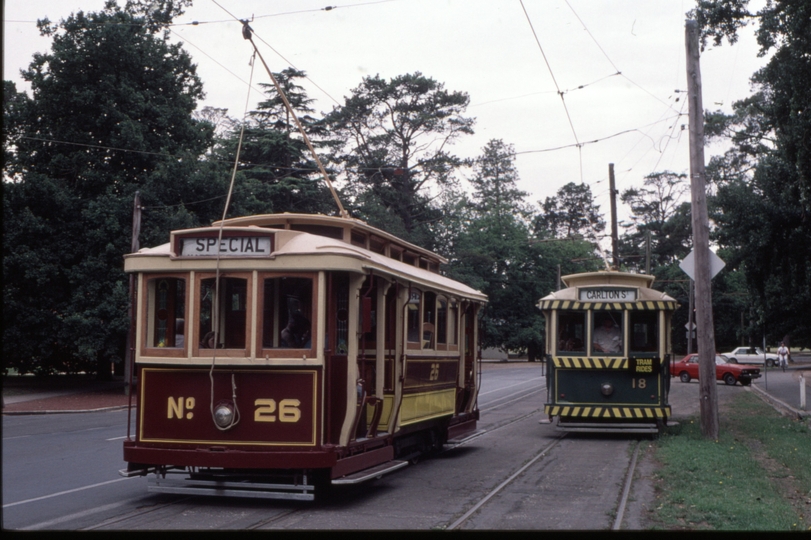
[723,373,737,386]
[679,372,691,383]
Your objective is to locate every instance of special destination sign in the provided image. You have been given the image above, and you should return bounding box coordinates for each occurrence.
[181,236,272,257]
[578,287,637,302]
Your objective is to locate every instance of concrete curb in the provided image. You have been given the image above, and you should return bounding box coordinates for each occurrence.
[749,383,810,420]
[2,405,130,416]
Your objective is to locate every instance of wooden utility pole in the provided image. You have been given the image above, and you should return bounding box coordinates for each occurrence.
[608,163,619,269]
[686,20,719,439]
[125,191,141,396]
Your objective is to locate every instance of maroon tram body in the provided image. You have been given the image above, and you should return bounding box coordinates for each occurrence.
[121,214,486,500]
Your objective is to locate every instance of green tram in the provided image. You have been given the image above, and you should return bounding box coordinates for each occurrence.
[537,271,679,433]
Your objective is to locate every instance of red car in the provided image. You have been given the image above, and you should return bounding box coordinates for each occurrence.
[670,354,761,386]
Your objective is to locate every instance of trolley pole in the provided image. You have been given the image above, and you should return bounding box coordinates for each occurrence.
[686,20,719,439]
[609,163,619,269]
[125,191,141,397]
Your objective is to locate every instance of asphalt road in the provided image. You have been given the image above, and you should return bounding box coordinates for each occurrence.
[5,362,804,530]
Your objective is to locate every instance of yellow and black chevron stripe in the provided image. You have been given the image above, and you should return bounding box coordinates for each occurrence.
[537,299,678,311]
[552,357,629,369]
[544,405,670,419]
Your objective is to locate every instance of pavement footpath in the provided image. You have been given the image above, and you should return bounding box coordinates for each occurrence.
[2,375,131,414]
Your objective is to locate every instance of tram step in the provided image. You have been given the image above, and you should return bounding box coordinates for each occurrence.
[147,475,315,501]
[331,460,409,485]
[556,421,661,434]
[446,429,484,445]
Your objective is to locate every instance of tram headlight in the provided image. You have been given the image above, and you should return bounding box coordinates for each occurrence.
[601,383,614,396]
[214,402,235,428]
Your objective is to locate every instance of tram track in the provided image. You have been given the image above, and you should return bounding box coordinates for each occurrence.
[445,433,644,530]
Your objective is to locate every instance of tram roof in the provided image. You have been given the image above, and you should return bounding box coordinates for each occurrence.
[537,271,677,310]
[212,213,447,265]
[124,213,487,303]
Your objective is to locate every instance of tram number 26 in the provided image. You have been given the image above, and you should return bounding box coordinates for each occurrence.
[254,399,301,423]
[166,397,301,423]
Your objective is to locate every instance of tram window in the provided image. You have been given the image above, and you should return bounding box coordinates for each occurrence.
[262,276,313,349]
[370,236,386,255]
[448,301,458,346]
[557,311,586,354]
[407,289,421,344]
[359,278,377,346]
[629,311,658,353]
[351,231,367,248]
[389,245,403,261]
[593,311,623,355]
[198,276,248,349]
[145,276,186,350]
[403,252,417,266]
[423,291,436,349]
[437,297,448,345]
[289,224,343,240]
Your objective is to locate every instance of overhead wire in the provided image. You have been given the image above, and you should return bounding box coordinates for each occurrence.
[519,0,583,183]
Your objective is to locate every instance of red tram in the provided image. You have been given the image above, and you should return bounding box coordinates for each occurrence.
[120,213,486,500]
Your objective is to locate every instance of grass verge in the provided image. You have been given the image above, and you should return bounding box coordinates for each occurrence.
[650,390,810,530]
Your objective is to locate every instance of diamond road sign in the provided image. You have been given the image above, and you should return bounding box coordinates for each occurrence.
[679,248,726,281]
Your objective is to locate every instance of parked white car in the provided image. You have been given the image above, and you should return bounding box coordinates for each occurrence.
[723,346,780,367]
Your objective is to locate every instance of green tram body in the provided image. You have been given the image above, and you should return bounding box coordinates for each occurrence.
[537,271,679,433]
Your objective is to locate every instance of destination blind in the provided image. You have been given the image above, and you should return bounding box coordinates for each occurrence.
[578,287,637,302]
[181,236,272,257]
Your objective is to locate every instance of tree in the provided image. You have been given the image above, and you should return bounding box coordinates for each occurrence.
[323,72,475,249]
[3,1,214,375]
[691,0,811,347]
[534,182,605,243]
[446,140,597,360]
[210,69,337,217]
[619,171,691,271]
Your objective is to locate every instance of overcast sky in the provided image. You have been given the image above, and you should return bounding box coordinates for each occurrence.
[4,0,769,228]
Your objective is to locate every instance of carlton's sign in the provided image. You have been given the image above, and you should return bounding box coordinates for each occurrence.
[578,287,637,302]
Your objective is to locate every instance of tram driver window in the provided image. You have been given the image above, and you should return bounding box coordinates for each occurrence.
[262,276,313,349]
[593,311,623,355]
[629,311,658,353]
[146,277,186,349]
[557,311,586,354]
[199,277,247,349]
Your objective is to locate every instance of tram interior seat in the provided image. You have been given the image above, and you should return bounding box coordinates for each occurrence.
[423,322,435,348]
[559,335,584,352]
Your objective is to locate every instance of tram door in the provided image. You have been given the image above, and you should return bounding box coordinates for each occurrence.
[458,304,477,413]
[325,272,349,445]
[355,276,378,438]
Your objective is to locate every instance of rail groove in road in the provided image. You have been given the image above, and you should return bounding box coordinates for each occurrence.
[446,435,566,530]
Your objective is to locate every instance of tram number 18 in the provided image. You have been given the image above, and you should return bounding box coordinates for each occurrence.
[631,378,647,389]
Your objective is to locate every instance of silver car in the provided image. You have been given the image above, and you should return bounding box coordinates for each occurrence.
[724,346,780,367]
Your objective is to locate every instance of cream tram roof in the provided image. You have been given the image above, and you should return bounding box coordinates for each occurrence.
[537,271,678,311]
[124,213,486,303]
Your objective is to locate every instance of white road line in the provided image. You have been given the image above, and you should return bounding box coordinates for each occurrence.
[19,500,131,530]
[106,435,128,441]
[3,477,134,509]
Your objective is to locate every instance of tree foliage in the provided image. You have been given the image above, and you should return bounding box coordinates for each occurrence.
[3,1,215,375]
[534,182,605,243]
[691,0,811,347]
[447,140,599,359]
[323,72,474,249]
